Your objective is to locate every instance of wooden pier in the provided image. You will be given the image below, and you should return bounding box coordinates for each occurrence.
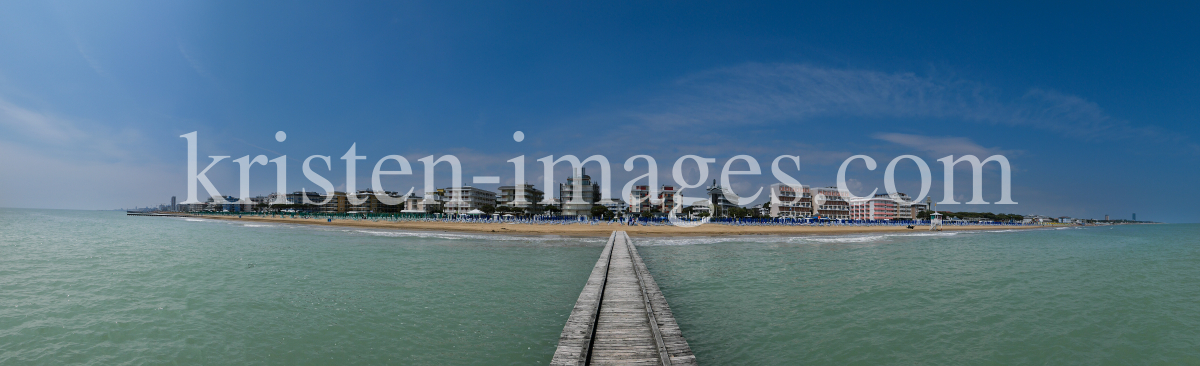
[551,231,697,365]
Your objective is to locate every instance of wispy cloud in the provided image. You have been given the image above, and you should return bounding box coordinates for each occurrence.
[72,36,109,79]
[0,97,136,161]
[0,96,175,209]
[620,63,1189,148]
[872,133,1007,157]
[0,98,85,143]
[178,41,222,87]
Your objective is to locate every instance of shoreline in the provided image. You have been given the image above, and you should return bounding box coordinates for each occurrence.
[185,214,1046,237]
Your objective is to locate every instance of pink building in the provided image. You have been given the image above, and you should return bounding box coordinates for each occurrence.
[850,194,897,220]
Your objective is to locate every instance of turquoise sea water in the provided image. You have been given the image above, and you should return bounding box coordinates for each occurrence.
[2,209,1198,365]
[639,226,1200,365]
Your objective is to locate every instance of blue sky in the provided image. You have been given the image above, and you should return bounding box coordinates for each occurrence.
[0,1,1197,222]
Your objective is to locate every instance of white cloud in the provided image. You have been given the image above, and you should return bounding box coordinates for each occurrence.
[73,36,109,79]
[543,61,1194,186]
[623,63,1185,146]
[872,133,1006,157]
[0,98,86,143]
[0,97,170,209]
[0,97,137,161]
[178,41,224,89]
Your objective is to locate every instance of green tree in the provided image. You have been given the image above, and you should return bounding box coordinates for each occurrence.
[590,205,610,218]
[726,206,752,218]
[928,211,1023,222]
[480,204,496,215]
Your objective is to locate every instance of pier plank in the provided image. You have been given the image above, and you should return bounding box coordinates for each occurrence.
[551,231,696,366]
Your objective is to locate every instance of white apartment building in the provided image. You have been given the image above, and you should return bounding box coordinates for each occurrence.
[704,179,739,217]
[600,199,628,215]
[891,193,929,220]
[628,185,677,214]
[558,168,600,216]
[689,198,712,217]
[497,184,544,209]
[441,186,497,214]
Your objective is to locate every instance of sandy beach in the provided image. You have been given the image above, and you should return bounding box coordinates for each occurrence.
[190,214,1043,237]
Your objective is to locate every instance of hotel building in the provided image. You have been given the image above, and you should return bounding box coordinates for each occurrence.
[849,193,898,220]
[767,185,849,219]
[558,168,600,216]
[346,191,410,214]
[812,187,851,220]
[704,180,739,217]
[892,193,928,220]
[627,185,677,214]
[441,186,498,214]
[768,183,812,218]
[497,184,544,210]
[318,192,348,213]
[600,199,628,215]
[688,198,712,217]
[403,194,435,213]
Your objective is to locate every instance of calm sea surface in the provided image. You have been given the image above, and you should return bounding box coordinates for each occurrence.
[1,209,1197,365]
